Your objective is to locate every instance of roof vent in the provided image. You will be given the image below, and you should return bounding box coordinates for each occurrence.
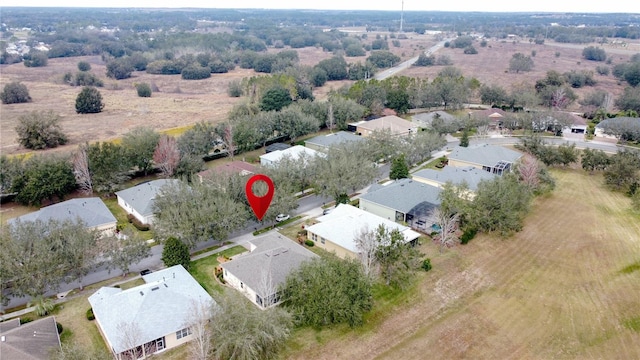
[151,286,159,291]
[139,291,144,296]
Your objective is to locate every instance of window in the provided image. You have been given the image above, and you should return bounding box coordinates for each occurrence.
[311,233,317,242]
[320,237,325,244]
[176,327,192,340]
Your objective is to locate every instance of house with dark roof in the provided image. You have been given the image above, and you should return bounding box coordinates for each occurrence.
[115,179,180,225]
[412,166,497,191]
[359,178,442,232]
[8,197,117,236]
[220,234,317,309]
[306,204,421,259]
[304,131,365,152]
[0,316,61,360]
[448,144,522,175]
[88,265,214,359]
[411,111,458,129]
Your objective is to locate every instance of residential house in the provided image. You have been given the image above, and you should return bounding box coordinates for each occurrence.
[115,179,179,225]
[470,108,508,129]
[306,204,421,259]
[0,316,62,360]
[259,145,320,167]
[412,165,497,191]
[8,197,117,236]
[447,144,522,175]
[411,111,458,129]
[220,233,317,309]
[88,265,214,360]
[197,161,257,182]
[304,131,365,152]
[359,178,442,232]
[264,142,291,153]
[351,115,418,137]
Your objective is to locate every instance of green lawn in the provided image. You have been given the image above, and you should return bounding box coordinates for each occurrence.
[189,246,248,295]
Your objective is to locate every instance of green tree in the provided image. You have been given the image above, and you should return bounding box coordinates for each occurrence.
[15,110,67,150]
[581,148,611,173]
[509,53,534,73]
[404,131,447,166]
[161,237,191,270]
[460,128,470,147]
[273,106,320,142]
[312,142,379,203]
[77,61,91,71]
[1,81,32,104]
[181,65,212,80]
[479,84,508,106]
[104,228,151,277]
[87,142,131,193]
[414,53,435,66]
[106,58,134,79]
[23,50,48,67]
[582,46,607,61]
[467,174,533,236]
[603,150,640,193]
[374,225,422,288]
[121,127,160,175]
[135,82,152,97]
[210,291,292,360]
[315,56,348,81]
[281,255,372,327]
[389,154,409,180]
[153,180,248,248]
[623,62,640,87]
[75,86,104,114]
[615,87,640,113]
[259,87,292,112]
[367,51,400,68]
[13,154,76,206]
[0,155,24,196]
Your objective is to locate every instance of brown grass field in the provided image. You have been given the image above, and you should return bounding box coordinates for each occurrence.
[2,32,637,157]
[280,169,640,360]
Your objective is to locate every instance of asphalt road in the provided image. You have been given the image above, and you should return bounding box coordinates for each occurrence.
[374,39,450,81]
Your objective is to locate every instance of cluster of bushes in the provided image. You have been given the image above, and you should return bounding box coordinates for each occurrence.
[127,214,150,231]
[1,82,32,104]
[86,308,95,320]
[582,46,607,61]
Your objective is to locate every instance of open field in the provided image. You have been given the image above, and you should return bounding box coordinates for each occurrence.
[281,169,640,359]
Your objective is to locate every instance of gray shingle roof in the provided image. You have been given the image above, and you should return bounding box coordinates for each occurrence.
[412,166,497,190]
[305,131,365,149]
[360,178,441,213]
[448,144,522,168]
[0,316,61,360]
[88,265,214,354]
[220,234,317,298]
[115,179,179,217]
[8,197,116,229]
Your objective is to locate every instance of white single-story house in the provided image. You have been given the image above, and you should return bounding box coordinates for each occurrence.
[220,233,317,309]
[411,111,459,129]
[88,265,214,360]
[306,204,421,259]
[412,165,497,192]
[351,115,418,137]
[0,316,62,360]
[304,131,365,152]
[8,197,117,236]
[359,179,442,232]
[448,144,523,175]
[259,145,320,167]
[115,179,179,225]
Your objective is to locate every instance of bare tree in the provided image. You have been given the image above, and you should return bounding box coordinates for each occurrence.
[153,135,180,177]
[222,122,236,161]
[552,88,570,110]
[185,300,213,360]
[326,103,335,132]
[72,144,93,194]
[516,153,540,189]
[427,208,460,252]
[116,321,149,359]
[255,268,278,308]
[354,225,379,279]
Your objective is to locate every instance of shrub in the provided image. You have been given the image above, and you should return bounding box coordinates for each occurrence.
[460,227,477,244]
[75,86,104,114]
[421,258,432,271]
[127,214,150,231]
[463,46,478,54]
[77,61,91,71]
[304,239,315,247]
[23,50,48,67]
[181,65,211,80]
[1,81,32,104]
[16,110,67,150]
[73,71,104,87]
[136,82,152,97]
[56,322,64,334]
[86,308,95,321]
[596,65,610,76]
[20,317,33,324]
[582,46,607,61]
[106,58,134,80]
[227,80,243,97]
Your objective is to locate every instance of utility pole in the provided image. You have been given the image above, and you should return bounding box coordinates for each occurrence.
[400,0,404,33]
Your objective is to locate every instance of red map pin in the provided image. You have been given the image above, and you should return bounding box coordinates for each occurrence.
[245,174,275,221]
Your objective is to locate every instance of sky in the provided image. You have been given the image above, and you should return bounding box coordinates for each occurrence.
[1,0,639,13]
